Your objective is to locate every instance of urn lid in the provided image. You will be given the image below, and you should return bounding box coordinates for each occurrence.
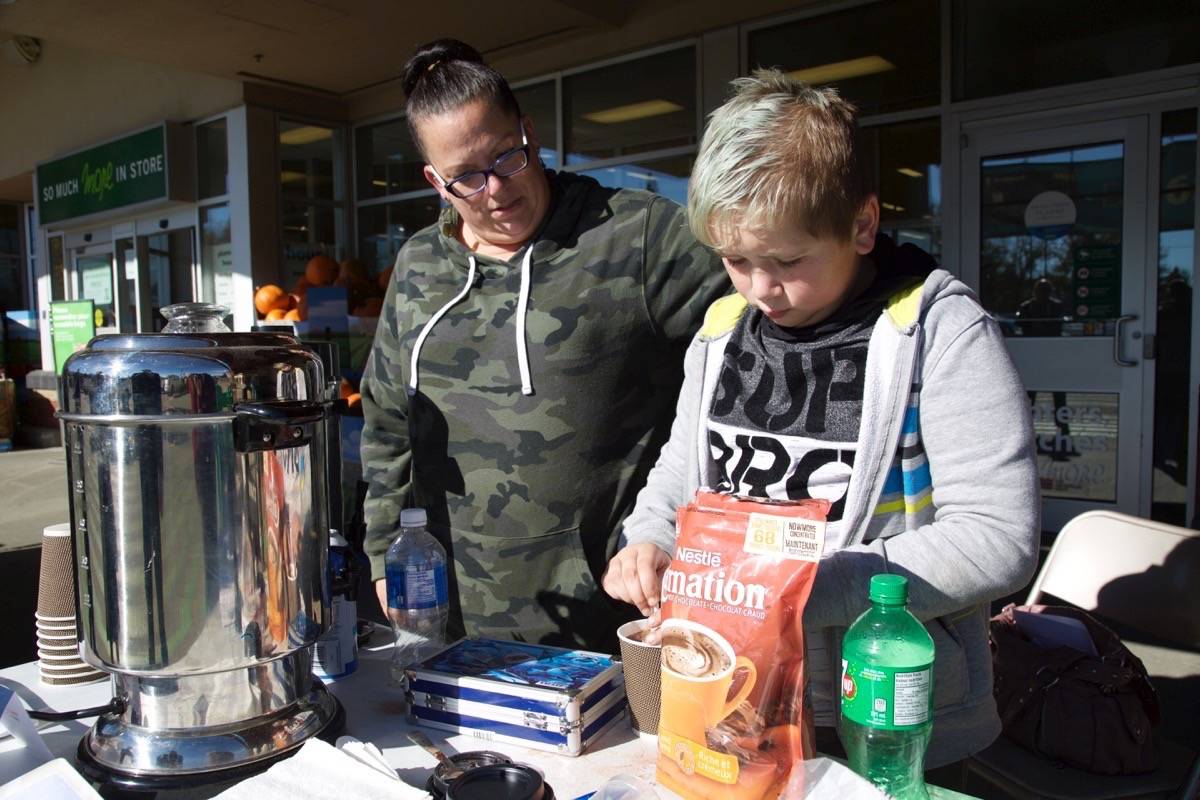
[60,303,324,417]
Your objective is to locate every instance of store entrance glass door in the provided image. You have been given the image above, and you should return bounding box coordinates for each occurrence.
[961,116,1150,531]
[140,227,196,331]
[73,244,118,334]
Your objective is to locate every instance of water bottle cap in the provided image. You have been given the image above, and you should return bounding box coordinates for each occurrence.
[869,574,908,605]
[400,508,428,528]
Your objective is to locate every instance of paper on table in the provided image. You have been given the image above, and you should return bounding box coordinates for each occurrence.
[0,758,102,800]
[780,758,888,799]
[212,738,431,800]
[1012,609,1098,656]
[0,687,53,766]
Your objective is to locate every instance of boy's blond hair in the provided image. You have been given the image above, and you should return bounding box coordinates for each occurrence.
[688,69,868,249]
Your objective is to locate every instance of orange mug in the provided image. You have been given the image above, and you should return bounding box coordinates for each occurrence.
[658,619,757,744]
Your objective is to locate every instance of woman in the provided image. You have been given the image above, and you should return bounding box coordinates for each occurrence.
[360,39,728,652]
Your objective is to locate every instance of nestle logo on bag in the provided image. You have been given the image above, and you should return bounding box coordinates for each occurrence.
[677,546,722,567]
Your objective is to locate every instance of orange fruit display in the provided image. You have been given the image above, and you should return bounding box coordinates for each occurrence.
[254,284,289,316]
[339,258,370,284]
[353,296,384,318]
[265,308,287,321]
[284,308,303,321]
[304,254,339,287]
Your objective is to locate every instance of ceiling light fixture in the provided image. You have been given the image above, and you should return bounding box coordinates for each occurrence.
[583,99,684,125]
[6,35,41,64]
[786,55,895,85]
[897,167,924,178]
[279,126,333,146]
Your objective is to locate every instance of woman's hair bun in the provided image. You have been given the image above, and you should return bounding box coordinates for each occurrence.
[402,39,485,97]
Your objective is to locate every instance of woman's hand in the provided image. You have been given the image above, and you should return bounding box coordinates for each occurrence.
[374,578,388,619]
[602,543,671,616]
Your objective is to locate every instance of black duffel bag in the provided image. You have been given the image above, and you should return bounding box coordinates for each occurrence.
[990,603,1160,775]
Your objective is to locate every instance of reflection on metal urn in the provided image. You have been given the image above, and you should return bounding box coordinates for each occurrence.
[58,304,343,786]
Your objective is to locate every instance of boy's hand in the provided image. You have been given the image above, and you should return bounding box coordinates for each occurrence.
[602,543,671,616]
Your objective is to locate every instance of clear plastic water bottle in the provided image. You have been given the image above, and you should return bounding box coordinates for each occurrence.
[385,508,449,682]
[841,574,935,800]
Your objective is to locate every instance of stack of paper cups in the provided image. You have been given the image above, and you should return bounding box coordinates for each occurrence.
[36,523,104,685]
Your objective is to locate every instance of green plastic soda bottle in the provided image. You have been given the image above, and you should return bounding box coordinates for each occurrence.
[840,574,935,799]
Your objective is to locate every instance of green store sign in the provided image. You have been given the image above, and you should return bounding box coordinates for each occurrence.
[50,300,96,374]
[37,125,175,225]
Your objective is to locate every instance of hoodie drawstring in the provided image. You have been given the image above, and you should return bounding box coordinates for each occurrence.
[407,247,535,398]
[408,255,477,397]
[515,245,534,396]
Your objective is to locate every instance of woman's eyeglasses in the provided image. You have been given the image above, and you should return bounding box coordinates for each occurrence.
[430,133,531,199]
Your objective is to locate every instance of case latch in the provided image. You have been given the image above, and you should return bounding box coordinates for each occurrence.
[522,711,549,730]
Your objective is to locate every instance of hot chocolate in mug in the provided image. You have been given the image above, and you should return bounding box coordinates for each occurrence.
[658,618,757,744]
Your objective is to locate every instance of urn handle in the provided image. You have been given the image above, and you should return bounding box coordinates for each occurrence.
[233,399,324,452]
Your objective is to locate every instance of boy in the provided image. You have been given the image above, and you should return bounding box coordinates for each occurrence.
[602,71,1039,770]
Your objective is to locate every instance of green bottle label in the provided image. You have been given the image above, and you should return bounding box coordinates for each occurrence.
[841,658,933,730]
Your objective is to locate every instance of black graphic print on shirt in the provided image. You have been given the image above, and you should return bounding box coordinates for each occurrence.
[707,281,894,525]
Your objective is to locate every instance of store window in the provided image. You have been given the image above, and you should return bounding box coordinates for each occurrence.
[280,120,345,285]
[1152,108,1195,525]
[199,204,234,310]
[578,154,693,207]
[748,0,940,116]
[860,118,942,260]
[563,46,697,166]
[355,118,426,201]
[76,251,115,329]
[145,228,195,331]
[953,0,1200,102]
[48,235,65,302]
[515,81,559,170]
[978,142,1125,337]
[0,204,22,308]
[357,194,443,274]
[197,118,228,199]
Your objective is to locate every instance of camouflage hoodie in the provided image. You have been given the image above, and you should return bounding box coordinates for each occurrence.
[360,170,728,652]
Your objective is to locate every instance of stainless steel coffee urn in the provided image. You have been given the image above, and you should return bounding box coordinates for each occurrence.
[58,304,343,788]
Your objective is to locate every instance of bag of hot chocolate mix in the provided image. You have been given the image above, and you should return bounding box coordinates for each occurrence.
[656,490,827,800]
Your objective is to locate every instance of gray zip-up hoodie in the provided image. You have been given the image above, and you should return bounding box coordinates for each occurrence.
[621,268,1040,767]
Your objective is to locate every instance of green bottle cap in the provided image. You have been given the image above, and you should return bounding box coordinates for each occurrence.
[869,574,908,605]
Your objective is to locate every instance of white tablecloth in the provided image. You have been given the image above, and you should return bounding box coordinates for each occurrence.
[0,636,660,799]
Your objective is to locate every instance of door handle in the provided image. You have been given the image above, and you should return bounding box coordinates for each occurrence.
[1113,314,1138,367]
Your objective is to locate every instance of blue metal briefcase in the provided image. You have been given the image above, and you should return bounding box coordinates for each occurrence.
[404,638,628,756]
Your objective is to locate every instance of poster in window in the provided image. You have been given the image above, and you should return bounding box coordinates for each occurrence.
[1029,391,1118,502]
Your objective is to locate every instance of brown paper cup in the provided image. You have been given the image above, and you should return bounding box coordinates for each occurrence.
[618,619,662,735]
[40,664,107,686]
[37,523,76,619]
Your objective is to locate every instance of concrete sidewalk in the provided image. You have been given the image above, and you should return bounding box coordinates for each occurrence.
[0,446,70,550]
[0,446,68,667]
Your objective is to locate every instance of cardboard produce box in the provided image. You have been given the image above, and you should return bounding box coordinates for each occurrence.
[0,377,15,451]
